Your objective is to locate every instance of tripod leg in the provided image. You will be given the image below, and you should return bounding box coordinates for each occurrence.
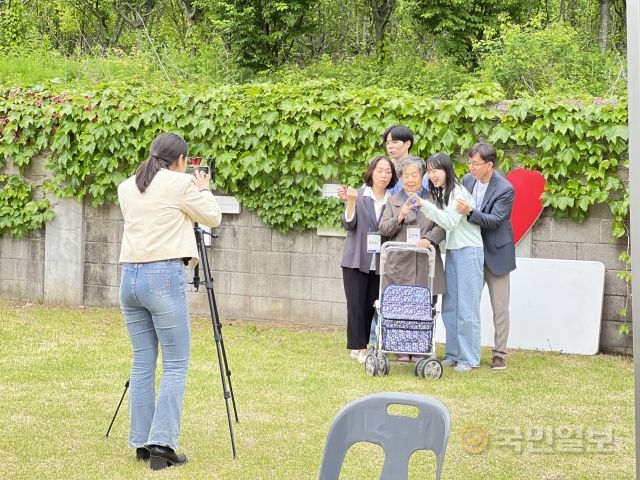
[195,226,238,458]
[105,379,129,438]
[211,294,239,422]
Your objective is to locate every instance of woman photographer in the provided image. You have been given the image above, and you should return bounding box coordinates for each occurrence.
[118,132,221,470]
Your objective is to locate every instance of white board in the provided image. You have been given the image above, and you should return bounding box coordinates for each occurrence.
[433,257,605,355]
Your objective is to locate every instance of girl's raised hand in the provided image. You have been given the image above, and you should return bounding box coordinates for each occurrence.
[408,193,424,207]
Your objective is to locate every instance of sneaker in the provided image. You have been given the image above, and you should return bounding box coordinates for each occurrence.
[454,364,475,373]
[441,358,457,367]
[357,350,368,364]
[491,356,506,370]
[397,354,410,362]
[350,350,359,359]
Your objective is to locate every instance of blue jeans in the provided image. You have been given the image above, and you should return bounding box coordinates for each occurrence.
[119,259,190,451]
[442,247,484,368]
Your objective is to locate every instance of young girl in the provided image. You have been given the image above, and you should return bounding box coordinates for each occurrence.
[410,153,484,372]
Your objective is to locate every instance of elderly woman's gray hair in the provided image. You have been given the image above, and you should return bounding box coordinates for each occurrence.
[397,155,426,178]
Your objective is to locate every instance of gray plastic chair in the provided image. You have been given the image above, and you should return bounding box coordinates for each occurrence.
[318,392,451,480]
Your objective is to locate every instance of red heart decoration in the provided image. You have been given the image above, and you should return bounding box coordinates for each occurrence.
[505,167,546,245]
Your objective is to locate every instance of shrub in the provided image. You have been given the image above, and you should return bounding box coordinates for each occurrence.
[475,22,626,98]
[269,55,469,98]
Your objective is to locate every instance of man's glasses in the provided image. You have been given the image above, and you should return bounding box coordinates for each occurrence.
[467,161,487,168]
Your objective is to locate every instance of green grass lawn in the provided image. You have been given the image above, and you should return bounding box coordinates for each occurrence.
[0,299,634,479]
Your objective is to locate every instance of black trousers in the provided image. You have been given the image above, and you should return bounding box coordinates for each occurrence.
[342,267,380,350]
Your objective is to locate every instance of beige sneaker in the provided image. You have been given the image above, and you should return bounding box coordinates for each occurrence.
[356,350,368,364]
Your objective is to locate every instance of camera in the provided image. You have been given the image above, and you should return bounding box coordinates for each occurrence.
[186,156,215,181]
[193,165,211,175]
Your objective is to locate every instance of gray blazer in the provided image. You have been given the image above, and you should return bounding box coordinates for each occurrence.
[340,188,388,274]
[378,190,446,294]
[463,170,516,276]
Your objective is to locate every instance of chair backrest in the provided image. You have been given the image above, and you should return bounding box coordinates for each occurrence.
[318,392,451,480]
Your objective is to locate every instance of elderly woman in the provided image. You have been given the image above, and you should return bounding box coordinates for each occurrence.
[378,155,446,361]
[341,156,398,363]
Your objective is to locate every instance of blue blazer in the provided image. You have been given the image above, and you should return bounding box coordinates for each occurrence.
[463,170,516,276]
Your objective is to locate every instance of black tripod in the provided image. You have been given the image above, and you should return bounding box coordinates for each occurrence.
[105,224,239,458]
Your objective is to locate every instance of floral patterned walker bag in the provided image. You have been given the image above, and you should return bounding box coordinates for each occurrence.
[380,284,433,353]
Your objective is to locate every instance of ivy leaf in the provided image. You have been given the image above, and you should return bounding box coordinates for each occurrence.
[489,125,511,144]
[538,135,554,152]
[603,125,628,142]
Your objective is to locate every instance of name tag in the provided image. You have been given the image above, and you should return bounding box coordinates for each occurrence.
[367,233,381,253]
[406,226,421,246]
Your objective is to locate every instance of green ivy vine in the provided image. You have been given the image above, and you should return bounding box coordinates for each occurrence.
[0,174,53,237]
[0,81,629,240]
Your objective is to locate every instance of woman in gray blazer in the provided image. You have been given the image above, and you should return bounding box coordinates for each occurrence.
[341,156,398,363]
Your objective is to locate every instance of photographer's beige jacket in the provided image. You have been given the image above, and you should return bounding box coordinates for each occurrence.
[118,168,222,263]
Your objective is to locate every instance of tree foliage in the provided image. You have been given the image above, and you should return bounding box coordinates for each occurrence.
[195,0,319,70]
[475,21,626,97]
[404,0,534,62]
[0,0,36,53]
[0,0,628,83]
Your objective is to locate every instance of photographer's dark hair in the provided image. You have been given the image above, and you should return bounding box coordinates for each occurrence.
[136,133,188,193]
[382,125,414,149]
[469,142,497,165]
[426,152,458,208]
[363,156,398,189]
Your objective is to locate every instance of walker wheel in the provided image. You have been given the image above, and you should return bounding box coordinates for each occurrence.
[413,359,423,377]
[364,354,379,376]
[377,354,390,376]
[421,359,443,379]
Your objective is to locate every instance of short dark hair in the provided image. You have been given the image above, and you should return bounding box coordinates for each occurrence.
[469,142,497,165]
[382,125,414,150]
[363,156,398,189]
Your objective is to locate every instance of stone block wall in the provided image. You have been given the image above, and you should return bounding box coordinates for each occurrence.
[0,230,45,301]
[79,202,348,327]
[83,201,123,307]
[0,198,632,354]
[528,205,631,355]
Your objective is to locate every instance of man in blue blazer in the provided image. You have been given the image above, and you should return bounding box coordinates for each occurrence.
[455,142,516,370]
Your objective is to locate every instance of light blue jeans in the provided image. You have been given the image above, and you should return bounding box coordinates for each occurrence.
[442,247,484,368]
[119,259,190,451]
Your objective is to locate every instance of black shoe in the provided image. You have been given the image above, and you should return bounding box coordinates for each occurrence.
[491,355,506,370]
[136,447,150,461]
[148,445,188,470]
